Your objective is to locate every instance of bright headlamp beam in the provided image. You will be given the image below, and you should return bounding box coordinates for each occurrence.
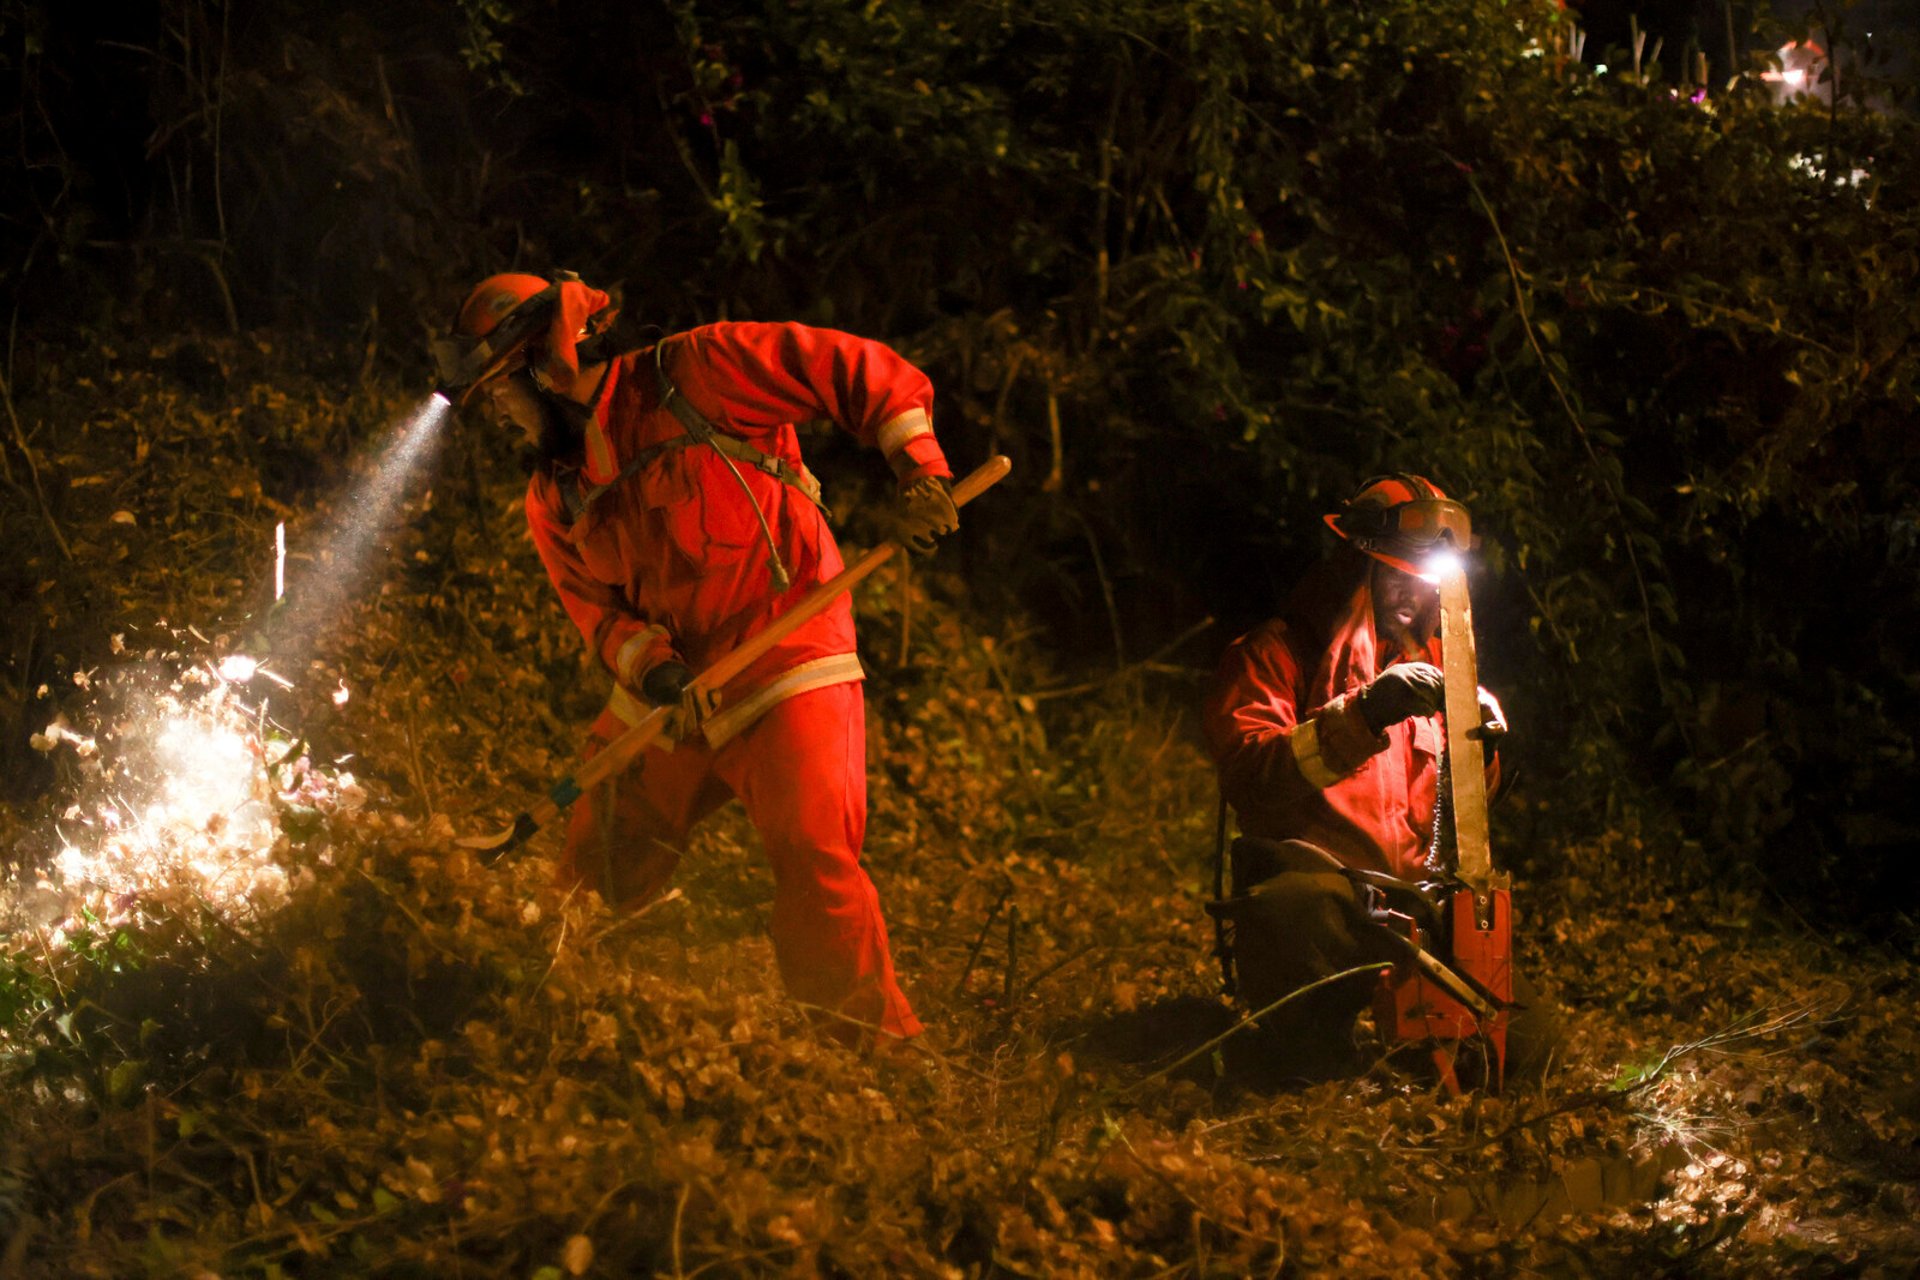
[268,392,451,655]
[1421,547,1466,585]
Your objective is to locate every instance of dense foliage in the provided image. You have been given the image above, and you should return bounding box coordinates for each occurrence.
[2,2,1915,902]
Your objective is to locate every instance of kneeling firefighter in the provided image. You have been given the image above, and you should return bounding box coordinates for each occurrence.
[1200,475,1552,1082]
[434,271,962,1044]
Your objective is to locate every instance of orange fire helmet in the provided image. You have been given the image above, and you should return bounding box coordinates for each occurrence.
[432,270,616,406]
[1324,473,1472,576]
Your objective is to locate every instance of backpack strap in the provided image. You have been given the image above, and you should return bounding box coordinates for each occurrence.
[653,343,827,512]
[551,340,830,538]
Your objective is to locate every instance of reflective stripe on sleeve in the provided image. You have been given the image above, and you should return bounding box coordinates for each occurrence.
[1288,716,1344,790]
[614,625,670,685]
[877,408,933,458]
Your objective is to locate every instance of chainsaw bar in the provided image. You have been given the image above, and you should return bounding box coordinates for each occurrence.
[1435,559,1501,896]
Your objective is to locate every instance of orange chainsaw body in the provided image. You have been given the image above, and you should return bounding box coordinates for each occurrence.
[1374,887,1512,1093]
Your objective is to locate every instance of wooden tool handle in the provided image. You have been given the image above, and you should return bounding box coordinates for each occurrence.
[582,455,1012,782]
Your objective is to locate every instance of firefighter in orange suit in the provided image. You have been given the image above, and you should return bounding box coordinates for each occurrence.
[442,272,956,1044]
[1202,475,1516,1078]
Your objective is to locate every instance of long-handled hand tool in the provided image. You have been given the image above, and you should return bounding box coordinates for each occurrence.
[455,455,1013,862]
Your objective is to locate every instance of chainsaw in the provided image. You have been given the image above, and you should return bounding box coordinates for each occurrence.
[1368,554,1513,1094]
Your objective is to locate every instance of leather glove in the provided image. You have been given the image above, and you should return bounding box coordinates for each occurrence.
[898,475,959,554]
[638,660,719,742]
[640,661,692,707]
[1355,662,1446,735]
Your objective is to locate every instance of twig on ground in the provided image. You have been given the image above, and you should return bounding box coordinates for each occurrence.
[896,555,912,667]
[670,1181,689,1280]
[1003,904,1022,1007]
[952,882,1012,997]
[1129,964,1393,1093]
[403,695,435,820]
[790,1001,1001,1084]
[1014,944,1105,1003]
[0,365,73,561]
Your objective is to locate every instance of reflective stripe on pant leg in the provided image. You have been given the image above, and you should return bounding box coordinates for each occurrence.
[716,681,923,1040]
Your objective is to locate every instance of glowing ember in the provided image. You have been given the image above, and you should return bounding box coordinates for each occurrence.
[13,657,364,944]
[217,654,260,683]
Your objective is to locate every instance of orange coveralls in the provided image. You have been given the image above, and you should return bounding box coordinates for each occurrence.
[1201,552,1455,880]
[524,321,949,1040]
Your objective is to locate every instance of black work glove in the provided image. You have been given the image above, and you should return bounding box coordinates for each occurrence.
[639,660,693,707]
[898,475,960,554]
[1473,686,1508,741]
[1356,662,1446,735]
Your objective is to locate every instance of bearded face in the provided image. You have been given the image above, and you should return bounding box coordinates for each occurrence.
[482,370,586,469]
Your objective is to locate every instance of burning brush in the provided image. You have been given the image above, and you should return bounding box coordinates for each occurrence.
[11,645,363,946]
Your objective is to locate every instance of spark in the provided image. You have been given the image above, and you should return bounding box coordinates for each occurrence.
[217,654,259,683]
[13,660,364,944]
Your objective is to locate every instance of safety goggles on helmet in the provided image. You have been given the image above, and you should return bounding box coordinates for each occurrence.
[1324,473,1473,574]
[432,280,560,405]
[430,271,585,406]
[1340,495,1472,553]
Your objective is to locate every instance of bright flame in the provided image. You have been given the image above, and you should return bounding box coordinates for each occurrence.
[12,660,365,943]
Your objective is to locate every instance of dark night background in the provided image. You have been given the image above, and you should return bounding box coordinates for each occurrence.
[3,3,1920,1275]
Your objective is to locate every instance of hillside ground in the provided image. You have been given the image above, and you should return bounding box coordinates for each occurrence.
[1,338,1915,1277]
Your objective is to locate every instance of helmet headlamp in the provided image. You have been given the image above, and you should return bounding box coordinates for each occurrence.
[433,270,591,406]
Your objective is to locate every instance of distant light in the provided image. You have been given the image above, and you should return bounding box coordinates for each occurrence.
[332,681,351,707]
[1783,69,1806,87]
[1595,63,1608,75]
